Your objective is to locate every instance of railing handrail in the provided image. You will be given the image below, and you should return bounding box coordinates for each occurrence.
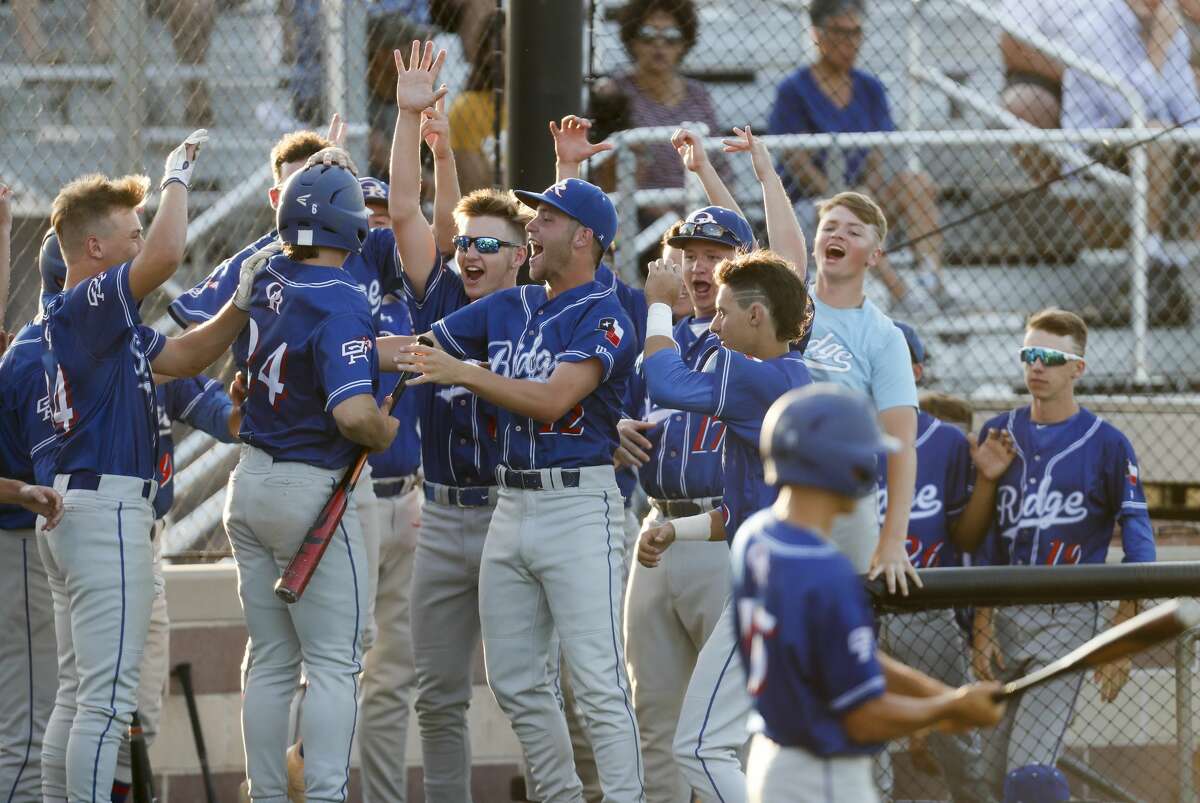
[866,562,1200,611]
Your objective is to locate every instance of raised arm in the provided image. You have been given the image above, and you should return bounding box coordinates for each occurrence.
[552,115,614,182]
[389,40,448,300]
[672,128,742,216]
[129,129,208,300]
[641,259,720,415]
[722,125,807,278]
[422,98,462,256]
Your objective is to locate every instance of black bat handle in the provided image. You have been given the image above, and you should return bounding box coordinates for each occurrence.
[384,334,435,410]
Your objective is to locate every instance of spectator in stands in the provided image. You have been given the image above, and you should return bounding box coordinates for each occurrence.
[594,0,722,192]
[1062,0,1200,264]
[12,0,239,125]
[449,8,505,192]
[768,0,954,315]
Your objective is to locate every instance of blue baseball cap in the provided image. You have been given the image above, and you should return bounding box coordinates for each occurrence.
[894,321,926,364]
[514,178,619,252]
[359,176,389,205]
[1003,765,1069,803]
[667,206,755,252]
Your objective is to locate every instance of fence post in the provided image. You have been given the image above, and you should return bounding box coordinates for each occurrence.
[1178,629,1198,803]
[322,0,368,171]
[903,0,923,174]
[113,0,146,174]
[1129,142,1151,385]
[615,143,639,285]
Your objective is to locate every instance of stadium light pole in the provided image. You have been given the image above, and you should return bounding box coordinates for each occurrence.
[506,0,585,191]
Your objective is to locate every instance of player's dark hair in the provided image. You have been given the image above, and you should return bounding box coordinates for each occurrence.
[810,0,865,27]
[454,189,531,241]
[282,243,320,261]
[919,391,973,429]
[51,173,151,255]
[618,0,700,57]
[270,131,335,184]
[715,249,811,342]
[660,220,686,254]
[1026,308,1088,355]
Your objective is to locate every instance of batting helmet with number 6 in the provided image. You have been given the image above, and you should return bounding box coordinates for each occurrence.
[761,383,899,497]
[277,163,369,254]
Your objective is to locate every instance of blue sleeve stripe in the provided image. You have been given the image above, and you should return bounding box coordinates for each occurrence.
[30,433,57,456]
[178,389,207,421]
[432,321,467,359]
[324,380,375,411]
[560,349,615,380]
[116,264,136,328]
[169,302,215,321]
[713,351,732,418]
[830,674,886,712]
[1122,501,1148,509]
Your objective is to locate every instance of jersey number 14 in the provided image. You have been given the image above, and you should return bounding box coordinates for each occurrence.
[47,366,77,432]
[256,342,288,406]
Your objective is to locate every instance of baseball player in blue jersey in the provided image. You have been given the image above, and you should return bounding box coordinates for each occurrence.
[802,191,919,593]
[951,308,1155,802]
[0,286,63,802]
[38,130,270,802]
[394,176,644,802]
[732,383,1006,803]
[223,161,401,802]
[636,251,812,803]
[873,321,990,801]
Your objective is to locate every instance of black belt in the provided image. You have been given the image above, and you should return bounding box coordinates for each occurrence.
[423,484,494,507]
[373,474,420,498]
[649,497,722,518]
[67,471,154,500]
[499,467,580,491]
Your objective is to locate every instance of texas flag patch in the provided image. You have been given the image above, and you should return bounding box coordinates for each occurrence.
[1127,459,1139,487]
[597,317,624,347]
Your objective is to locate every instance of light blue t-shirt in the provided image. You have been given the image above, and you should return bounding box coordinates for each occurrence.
[801,294,917,412]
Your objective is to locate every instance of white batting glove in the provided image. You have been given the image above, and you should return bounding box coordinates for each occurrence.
[160,129,209,190]
[234,241,282,311]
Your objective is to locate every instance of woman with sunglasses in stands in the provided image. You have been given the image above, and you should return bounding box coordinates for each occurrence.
[949,307,1154,803]
[598,0,722,193]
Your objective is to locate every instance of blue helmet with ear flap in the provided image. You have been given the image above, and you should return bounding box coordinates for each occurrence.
[276,163,370,253]
[761,383,899,497]
[39,228,68,302]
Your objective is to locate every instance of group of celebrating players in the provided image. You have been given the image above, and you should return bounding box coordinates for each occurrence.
[0,38,1157,803]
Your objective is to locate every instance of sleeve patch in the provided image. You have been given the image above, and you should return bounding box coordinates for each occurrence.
[597,316,624,347]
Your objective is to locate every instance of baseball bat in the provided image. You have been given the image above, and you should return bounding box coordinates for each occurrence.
[994,598,1200,700]
[172,662,216,803]
[274,336,430,604]
[129,710,156,803]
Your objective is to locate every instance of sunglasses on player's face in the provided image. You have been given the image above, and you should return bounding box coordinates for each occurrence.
[636,24,685,44]
[452,235,521,255]
[1018,346,1084,367]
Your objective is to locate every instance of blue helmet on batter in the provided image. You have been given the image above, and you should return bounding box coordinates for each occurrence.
[761,383,899,497]
[1004,764,1069,803]
[39,228,67,301]
[276,163,369,253]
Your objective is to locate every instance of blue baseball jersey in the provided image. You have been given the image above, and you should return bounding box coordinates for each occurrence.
[643,346,811,540]
[631,316,725,500]
[153,377,238,519]
[368,299,422,479]
[731,511,885,757]
[877,411,972,568]
[978,406,1155,566]
[432,280,636,470]
[0,323,59,529]
[169,227,403,369]
[236,256,380,470]
[42,263,166,480]
[400,255,499,487]
[598,264,648,504]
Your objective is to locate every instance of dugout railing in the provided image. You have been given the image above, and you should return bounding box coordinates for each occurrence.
[865,562,1200,803]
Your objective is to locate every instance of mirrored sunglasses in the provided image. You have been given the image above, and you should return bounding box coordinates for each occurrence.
[452,235,521,255]
[679,221,734,240]
[1018,346,1083,367]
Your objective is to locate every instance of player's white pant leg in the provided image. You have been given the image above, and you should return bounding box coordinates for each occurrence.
[116,526,171,785]
[411,494,493,803]
[880,609,989,802]
[359,485,420,803]
[673,599,750,803]
[355,464,381,654]
[746,734,879,803]
[35,530,72,802]
[0,529,56,803]
[828,491,879,573]
[225,447,368,803]
[981,604,1100,794]
[624,510,728,803]
[481,470,644,803]
[42,477,156,802]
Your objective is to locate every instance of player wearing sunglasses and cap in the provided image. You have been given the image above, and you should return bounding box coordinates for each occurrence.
[950,307,1154,803]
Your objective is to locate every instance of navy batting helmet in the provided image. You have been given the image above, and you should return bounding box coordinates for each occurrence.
[39,229,67,299]
[277,163,369,253]
[761,383,899,497]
